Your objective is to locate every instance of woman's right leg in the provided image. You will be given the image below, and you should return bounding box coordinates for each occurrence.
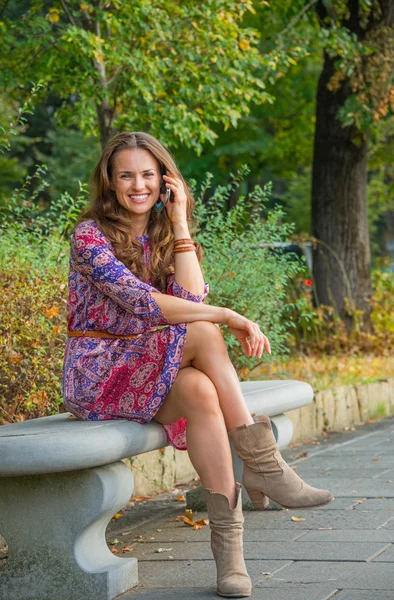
[155,366,237,507]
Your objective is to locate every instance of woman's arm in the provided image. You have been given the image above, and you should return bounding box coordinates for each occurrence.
[171,222,205,296]
[163,173,205,297]
[151,291,229,324]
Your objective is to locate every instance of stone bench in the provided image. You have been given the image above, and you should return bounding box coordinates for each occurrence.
[0,379,313,600]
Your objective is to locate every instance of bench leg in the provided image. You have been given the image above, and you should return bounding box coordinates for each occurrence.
[0,461,138,600]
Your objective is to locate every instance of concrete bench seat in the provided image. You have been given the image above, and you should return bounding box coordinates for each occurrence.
[0,379,312,600]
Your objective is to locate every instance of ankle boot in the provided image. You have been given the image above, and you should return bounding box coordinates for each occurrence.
[229,418,334,510]
[204,483,252,598]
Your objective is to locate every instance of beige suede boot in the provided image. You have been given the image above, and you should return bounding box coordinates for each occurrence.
[204,483,252,598]
[229,418,334,510]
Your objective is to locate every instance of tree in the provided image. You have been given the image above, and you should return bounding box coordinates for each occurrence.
[311,0,394,330]
[0,0,305,151]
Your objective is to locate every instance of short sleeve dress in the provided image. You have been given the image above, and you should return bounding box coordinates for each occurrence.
[61,219,209,450]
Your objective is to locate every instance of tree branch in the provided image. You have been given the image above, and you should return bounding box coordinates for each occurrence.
[277,0,318,38]
[59,0,76,27]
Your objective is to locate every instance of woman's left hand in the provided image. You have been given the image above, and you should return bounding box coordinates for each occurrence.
[161,173,188,225]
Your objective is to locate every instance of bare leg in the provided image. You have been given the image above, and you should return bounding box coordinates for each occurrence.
[155,366,237,507]
[181,321,255,431]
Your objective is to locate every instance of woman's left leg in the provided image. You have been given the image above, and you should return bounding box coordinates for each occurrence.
[179,321,334,510]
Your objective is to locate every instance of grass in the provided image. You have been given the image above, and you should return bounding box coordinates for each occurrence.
[252,352,394,393]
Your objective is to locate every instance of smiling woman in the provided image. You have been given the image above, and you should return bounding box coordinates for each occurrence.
[62,131,332,598]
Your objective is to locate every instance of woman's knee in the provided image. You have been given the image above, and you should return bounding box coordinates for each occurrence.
[186,321,226,353]
[182,370,221,416]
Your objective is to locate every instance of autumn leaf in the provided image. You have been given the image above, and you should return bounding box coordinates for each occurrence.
[175,495,186,502]
[291,516,305,522]
[176,509,209,530]
[42,306,59,318]
[295,451,308,459]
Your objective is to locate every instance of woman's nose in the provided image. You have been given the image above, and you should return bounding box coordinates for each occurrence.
[132,175,145,190]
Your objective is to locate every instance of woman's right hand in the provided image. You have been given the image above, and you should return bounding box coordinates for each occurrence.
[225,310,271,358]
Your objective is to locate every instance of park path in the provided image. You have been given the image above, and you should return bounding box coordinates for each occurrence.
[109,416,394,600]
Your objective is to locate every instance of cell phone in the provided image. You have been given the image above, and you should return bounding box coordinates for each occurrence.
[160,166,174,205]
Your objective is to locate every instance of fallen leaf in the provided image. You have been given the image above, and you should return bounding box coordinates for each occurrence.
[110,547,120,554]
[291,516,305,522]
[154,547,173,553]
[121,546,133,552]
[372,458,379,462]
[176,495,186,502]
[108,538,120,545]
[295,452,308,459]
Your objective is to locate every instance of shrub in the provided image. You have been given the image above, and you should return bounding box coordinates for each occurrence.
[193,167,304,376]
[0,165,87,423]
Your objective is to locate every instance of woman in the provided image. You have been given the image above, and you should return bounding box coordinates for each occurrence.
[62,131,334,598]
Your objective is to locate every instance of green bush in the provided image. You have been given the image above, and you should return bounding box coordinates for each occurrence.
[193,167,304,376]
[0,164,87,423]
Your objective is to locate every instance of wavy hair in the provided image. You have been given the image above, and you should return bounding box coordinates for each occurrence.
[78,132,203,293]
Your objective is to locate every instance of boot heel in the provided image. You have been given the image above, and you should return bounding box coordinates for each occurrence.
[246,489,269,510]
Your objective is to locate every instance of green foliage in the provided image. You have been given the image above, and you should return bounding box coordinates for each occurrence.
[0,157,89,423]
[282,259,394,355]
[192,166,304,375]
[1,0,298,151]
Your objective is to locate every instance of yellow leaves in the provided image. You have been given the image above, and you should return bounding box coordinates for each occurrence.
[80,3,89,9]
[239,368,250,379]
[291,516,305,522]
[176,508,209,530]
[42,306,59,318]
[239,40,250,52]
[6,350,23,364]
[29,390,49,410]
[47,8,60,23]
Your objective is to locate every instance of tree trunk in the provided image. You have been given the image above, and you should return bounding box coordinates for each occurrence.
[311,0,394,332]
[311,51,372,331]
[96,98,115,148]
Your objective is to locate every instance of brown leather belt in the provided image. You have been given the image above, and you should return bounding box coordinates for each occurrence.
[67,326,170,340]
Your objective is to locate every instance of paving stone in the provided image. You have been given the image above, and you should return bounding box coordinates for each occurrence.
[136,559,290,588]
[286,478,394,497]
[117,584,339,600]
[255,561,394,590]
[243,509,394,530]
[333,591,394,600]
[298,529,394,543]
[131,541,390,562]
[371,544,394,562]
[128,527,306,543]
[348,498,394,511]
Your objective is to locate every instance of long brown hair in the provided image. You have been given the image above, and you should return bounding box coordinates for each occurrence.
[78,132,203,292]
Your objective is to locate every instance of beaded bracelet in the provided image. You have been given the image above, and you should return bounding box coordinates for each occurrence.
[174,246,196,254]
[174,238,195,247]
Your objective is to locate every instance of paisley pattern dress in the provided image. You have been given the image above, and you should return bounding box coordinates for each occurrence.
[62,219,209,450]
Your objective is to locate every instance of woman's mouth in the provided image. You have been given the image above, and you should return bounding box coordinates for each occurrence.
[128,194,150,204]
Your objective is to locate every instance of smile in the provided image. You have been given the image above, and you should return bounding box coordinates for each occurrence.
[128,194,150,203]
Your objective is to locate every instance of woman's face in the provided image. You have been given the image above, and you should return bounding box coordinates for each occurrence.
[111,148,162,216]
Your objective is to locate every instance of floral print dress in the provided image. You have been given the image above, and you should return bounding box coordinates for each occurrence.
[62,219,209,450]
